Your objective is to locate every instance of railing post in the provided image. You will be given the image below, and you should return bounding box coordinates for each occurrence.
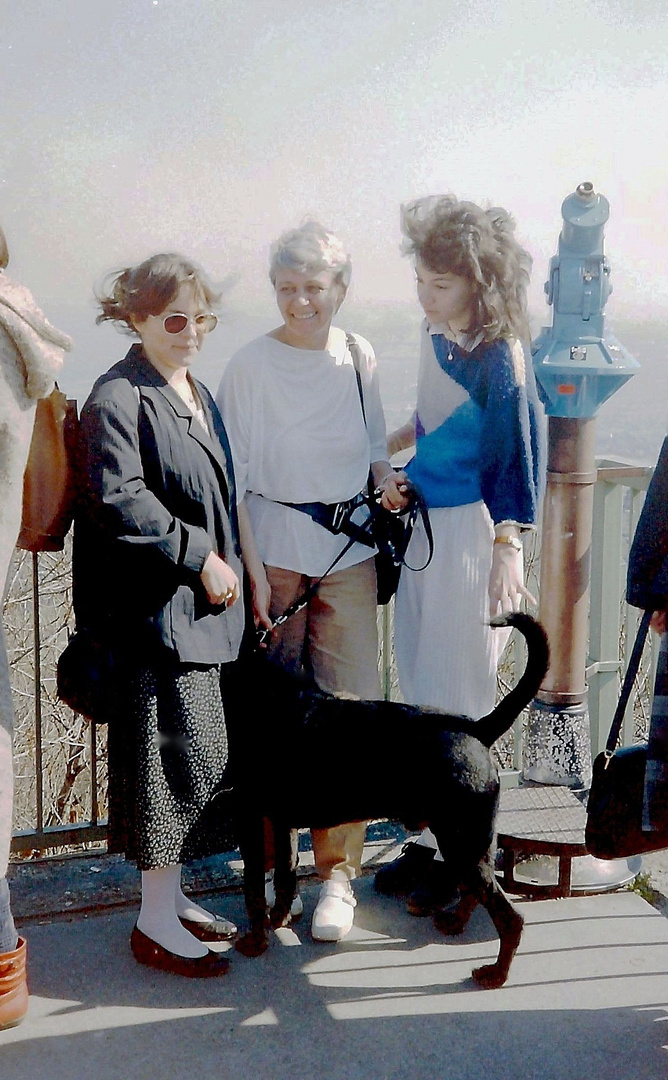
[513,631,527,774]
[588,474,624,758]
[622,485,652,744]
[380,602,393,701]
[31,552,44,836]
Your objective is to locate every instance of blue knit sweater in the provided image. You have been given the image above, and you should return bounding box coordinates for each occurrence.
[405,334,545,526]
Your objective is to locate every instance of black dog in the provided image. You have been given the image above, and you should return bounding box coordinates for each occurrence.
[231,612,549,989]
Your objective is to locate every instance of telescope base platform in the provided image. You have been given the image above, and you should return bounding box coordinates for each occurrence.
[497,784,640,897]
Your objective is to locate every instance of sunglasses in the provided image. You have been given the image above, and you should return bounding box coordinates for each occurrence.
[150,312,218,334]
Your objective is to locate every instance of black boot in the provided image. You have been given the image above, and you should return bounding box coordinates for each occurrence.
[374,842,435,896]
[406,859,459,917]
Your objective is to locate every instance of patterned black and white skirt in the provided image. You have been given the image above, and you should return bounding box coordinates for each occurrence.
[108,659,236,870]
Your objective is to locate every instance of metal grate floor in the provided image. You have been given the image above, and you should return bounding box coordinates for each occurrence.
[497,784,587,847]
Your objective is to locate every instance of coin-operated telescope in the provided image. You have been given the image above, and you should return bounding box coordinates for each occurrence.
[525,183,640,794]
[532,181,639,417]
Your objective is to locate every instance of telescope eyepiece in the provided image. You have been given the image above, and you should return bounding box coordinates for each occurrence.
[576,181,595,200]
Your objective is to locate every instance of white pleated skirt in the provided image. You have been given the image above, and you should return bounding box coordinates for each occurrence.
[394,501,510,720]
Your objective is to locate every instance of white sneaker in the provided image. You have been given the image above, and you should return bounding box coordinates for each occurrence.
[264,871,304,918]
[311,878,357,942]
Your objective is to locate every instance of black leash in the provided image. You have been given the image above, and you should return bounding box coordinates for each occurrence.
[255,333,434,646]
[255,487,433,648]
[389,482,434,573]
[255,531,359,648]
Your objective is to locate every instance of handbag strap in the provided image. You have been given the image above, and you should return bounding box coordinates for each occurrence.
[345,333,434,573]
[604,609,652,757]
[264,491,375,547]
[346,333,370,429]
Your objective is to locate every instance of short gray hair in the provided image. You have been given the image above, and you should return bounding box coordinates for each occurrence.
[269,221,352,290]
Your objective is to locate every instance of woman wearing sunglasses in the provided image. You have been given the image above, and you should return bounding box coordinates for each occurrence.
[73,253,244,977]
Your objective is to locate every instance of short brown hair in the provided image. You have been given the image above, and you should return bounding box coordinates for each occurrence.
[96,253,219,334]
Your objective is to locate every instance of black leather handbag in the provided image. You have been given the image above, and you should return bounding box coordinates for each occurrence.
[585,611,668,859]
[57,630,118,724]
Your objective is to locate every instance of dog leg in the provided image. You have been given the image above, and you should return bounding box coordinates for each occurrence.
[433,886,477,937]
[271,824,298,930]
[428,819,480,935]
[235,814,271,957]
[469,860,523,989]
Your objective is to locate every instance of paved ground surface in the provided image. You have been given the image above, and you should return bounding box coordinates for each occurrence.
[641,848,668,914]
[2,838,668,1080]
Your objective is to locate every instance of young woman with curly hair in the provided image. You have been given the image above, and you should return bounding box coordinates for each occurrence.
[375,196,545,914]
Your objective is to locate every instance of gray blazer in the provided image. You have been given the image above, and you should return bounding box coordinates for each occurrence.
[73,345,244,665]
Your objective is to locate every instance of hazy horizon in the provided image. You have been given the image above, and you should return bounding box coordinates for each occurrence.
[50,297,666,468]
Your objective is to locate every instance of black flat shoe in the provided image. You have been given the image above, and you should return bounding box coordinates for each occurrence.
[406,861,459,917]
[130,926,230,978]
[179,915,237,942]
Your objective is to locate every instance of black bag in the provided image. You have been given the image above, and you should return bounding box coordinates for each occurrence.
[585,611,668,859]
[371,505,409,606]
[368,490,433,606]
[587,442,668,859]
[56,630,118,724]
[585,743,664,860]
[346,333,433,604]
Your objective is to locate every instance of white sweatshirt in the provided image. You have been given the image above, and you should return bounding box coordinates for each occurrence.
[217,327,387,576]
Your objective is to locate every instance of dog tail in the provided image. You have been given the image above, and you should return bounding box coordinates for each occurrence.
[475,613,549,749]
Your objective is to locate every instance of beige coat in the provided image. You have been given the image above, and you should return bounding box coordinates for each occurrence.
[0,271,72,877]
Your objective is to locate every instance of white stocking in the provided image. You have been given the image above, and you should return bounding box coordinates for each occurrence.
[137,865,207,958]
[174,880,217,925]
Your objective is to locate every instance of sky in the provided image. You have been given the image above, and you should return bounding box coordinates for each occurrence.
[2,0,668,377]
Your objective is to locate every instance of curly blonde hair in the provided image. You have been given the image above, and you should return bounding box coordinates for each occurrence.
[401,195,531,343]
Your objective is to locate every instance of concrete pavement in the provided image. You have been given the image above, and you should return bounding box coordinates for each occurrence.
[1,869,668,1079]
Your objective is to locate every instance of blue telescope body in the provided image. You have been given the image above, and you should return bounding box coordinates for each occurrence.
[531,182,639,418]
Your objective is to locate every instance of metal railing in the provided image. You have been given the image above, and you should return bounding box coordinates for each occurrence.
[4,457,657,857]
[587,459,657,755]
[6,543,107,855]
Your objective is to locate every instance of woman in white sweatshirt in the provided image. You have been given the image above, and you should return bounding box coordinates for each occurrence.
[217,221,406,943]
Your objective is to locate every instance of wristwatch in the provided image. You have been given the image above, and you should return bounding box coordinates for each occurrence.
[493,535,522,552]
